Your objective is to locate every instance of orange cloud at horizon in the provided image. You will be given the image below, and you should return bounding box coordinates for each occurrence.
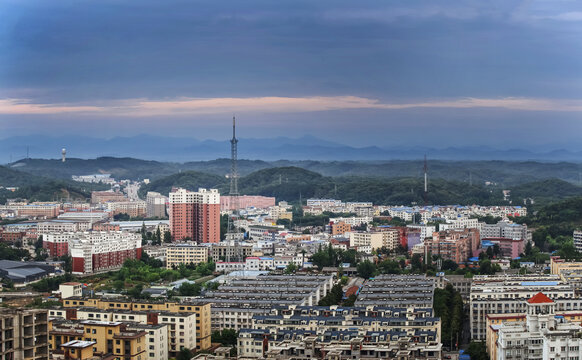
[1,96,581,116]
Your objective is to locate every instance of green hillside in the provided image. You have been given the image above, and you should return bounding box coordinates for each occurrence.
[139,171,226,197]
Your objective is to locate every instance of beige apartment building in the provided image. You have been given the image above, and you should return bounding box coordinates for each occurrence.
[166,243,209,269]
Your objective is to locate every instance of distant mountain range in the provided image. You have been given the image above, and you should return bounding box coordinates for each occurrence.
[1,134,582,163]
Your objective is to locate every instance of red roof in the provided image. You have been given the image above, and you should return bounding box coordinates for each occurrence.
[344,286,359,297]
[528,292,554,304]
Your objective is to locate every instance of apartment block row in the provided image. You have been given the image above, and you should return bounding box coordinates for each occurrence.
[59,298,211,352]
[355,275,435,308]
[203,274,334,331]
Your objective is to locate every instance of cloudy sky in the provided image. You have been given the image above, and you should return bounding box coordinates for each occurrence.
[1,0,581,149]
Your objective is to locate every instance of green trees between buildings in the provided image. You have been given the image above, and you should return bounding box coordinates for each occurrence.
[356,260,376,279]
[211,329,238,346]
[318,284,345,306]
[311,244,359,269]
[176,348,194,360]
[433,284,464,350]
[466,341,489,360]
[115,257,215,299]
[31,273,74,292]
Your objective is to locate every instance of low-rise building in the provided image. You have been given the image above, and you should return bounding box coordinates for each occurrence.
[59,282,84,299]
[165,243,209,269]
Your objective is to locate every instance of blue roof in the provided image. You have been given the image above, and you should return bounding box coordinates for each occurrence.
[521,281,558,286]
[469,257,480,262]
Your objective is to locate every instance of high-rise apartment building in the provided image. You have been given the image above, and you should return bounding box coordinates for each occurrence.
[0,308,49,360]
[169,188,220,243]
[146,192,167,218]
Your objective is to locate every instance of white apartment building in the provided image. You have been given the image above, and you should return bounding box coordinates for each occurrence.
[496,292,582,360]
[574,230,582,253]
[69,231,142,274]
[37,221,91,233]
[329,216,373,226]
[407,224,436,241]
[126,323,169,360]
[158,312,196,357]
[470,275,582,340]
[439,217,479,231]
[349,231,401,252]
[59,282,83,299]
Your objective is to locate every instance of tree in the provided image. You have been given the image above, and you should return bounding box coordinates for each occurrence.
[58,255,73,273]
[176,348,194,360]
[411,253,423,272]
[155,227,162,245]
[178,282,202,296]
[285,262,298,274]
[163,231,172,243]
[318,284,344,306]
[466,341,489,360]
[378,260,401,274]
[357,260,376,279]
[212,329,238,346]
[114,213,130,221]
[442,259,458,272]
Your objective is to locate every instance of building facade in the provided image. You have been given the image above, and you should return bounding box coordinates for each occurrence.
[169,188,220,243]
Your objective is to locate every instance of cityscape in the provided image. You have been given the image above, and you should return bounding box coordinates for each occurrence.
[1,1,582,360]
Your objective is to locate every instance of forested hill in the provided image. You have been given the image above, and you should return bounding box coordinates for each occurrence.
[0,165,106,204]
[141,166,507,205]
[8,157,582,186]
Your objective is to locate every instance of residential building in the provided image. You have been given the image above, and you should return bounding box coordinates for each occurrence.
[166,243,209,269]
[496,292,582,360]
[0,308,49,360]
[355,274,434,308]
[204,274,334,331]
[105,201,147,218]
[59,299,212,352]
[220,195,275,211]
[169,188,220,243]
[330,221,351,235]
[0,203,60,218]
[424,228,480,263]
[125,323,168,360]
[146,192,167,218]
[434,274,472,301]
[469,274,582,340]
[575,230,582,253]
[349,231,401,252]
[210,243,254,262]
[37,220,91,233]
[239,331,442,360]
[59,282,84,299]
[481,221,528,241]
[69,231,142,275]
[91,191,127,204]
[43,232,76,257]
[48,319,147,360]
[481,237,524,258]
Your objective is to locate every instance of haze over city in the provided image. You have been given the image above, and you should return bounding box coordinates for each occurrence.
[1,0,582,152]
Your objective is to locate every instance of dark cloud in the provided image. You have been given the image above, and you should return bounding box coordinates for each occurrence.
[0,0,581,149]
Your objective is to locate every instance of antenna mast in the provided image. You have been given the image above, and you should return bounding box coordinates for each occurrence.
[226,116,242,262]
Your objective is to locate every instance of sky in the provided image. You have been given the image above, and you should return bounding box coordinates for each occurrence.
[0,0,581,149]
